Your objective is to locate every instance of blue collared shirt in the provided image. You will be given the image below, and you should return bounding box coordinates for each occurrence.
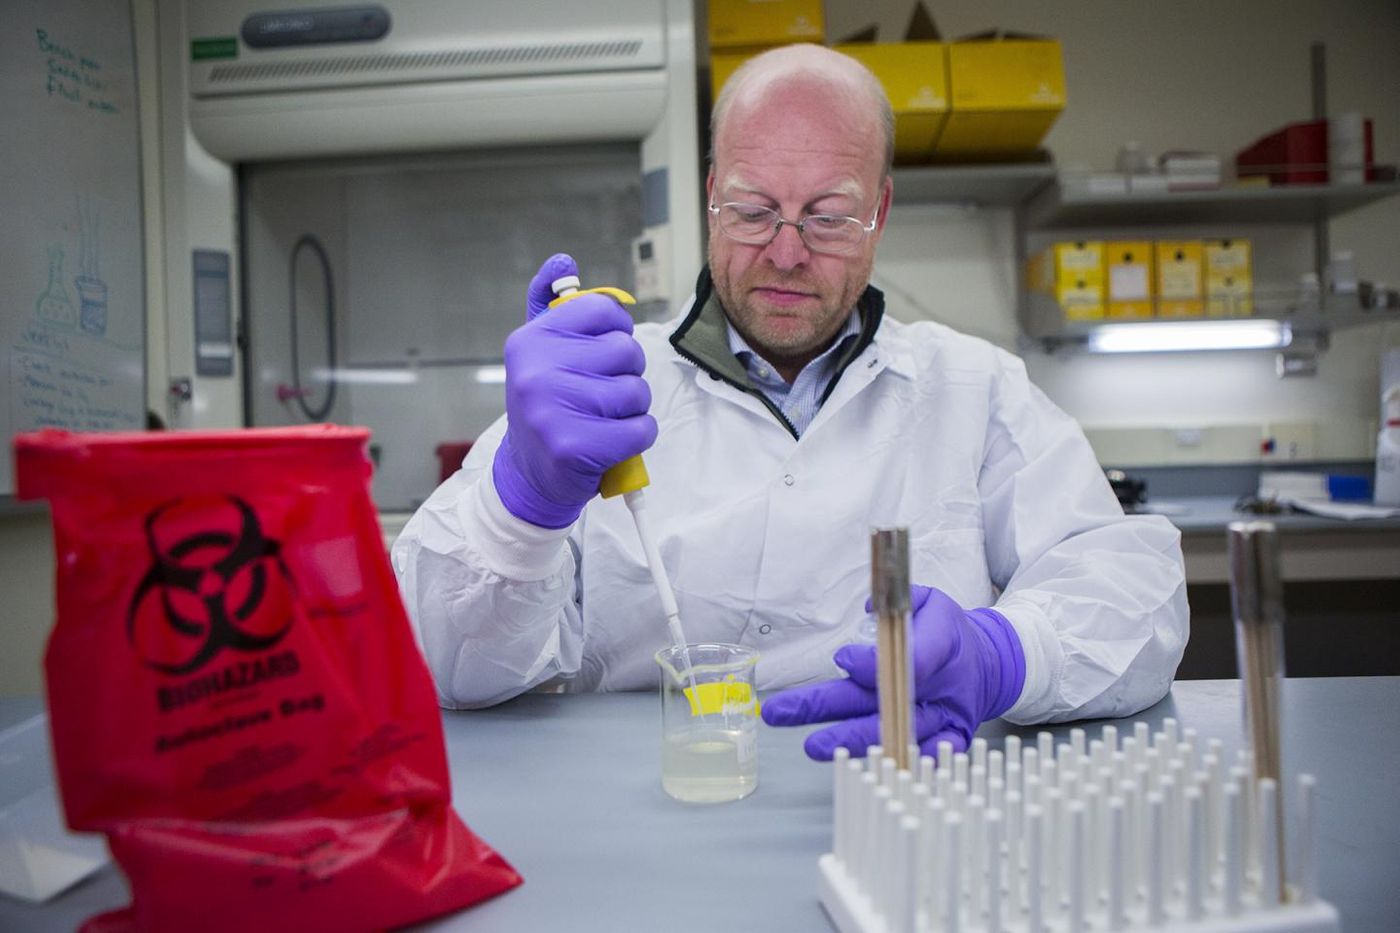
[726,312,862,436]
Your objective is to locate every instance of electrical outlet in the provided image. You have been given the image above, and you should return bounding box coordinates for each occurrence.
[1173,428,1203,448]
[1260,422,1317,461]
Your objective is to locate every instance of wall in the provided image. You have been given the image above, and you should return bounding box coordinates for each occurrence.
[0,509,52,696]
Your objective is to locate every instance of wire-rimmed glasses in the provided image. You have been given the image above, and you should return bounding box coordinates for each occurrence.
[708,201,880,255]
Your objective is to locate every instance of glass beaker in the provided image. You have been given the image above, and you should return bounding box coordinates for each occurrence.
[655,643,759,804]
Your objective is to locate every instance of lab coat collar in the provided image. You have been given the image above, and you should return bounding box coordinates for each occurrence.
[667,266,887,404]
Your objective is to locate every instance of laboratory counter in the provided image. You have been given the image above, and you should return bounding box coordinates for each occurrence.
[3,678,1398,932]
[1148,495,1400,534]
[1149,496,1400,583]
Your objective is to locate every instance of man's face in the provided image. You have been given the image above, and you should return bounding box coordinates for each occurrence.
[707,79,891,379]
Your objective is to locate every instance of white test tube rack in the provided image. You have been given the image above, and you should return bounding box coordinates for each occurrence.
[817,722,1340,933]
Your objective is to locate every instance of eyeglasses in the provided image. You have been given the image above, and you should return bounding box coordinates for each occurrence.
[708,201,880,255]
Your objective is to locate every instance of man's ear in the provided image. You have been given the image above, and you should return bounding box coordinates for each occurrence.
[875,175,893,234]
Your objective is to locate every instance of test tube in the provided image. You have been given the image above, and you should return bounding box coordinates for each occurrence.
[986,809,1005,933]
[1186,787,1206,921]
[1296,774,1318,904]
[1026,804,1044,933]
[1068,801,1086,933]
[871,529,914,772]
[1227,520,1287,902]
[923,796,946,919]
[832,747,849,862]
[1108,796,1126,932]
[944,811,964,933]
[1005,735,1023,774]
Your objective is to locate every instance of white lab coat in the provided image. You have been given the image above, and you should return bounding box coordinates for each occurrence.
[392,300,1188,723]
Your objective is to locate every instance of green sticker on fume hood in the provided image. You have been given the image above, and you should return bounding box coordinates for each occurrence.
[191,38,238,61]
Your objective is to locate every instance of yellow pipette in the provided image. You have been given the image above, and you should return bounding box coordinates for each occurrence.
[547,274,690,658]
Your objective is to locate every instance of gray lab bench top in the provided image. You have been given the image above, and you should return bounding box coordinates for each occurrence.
[1141,497,1400,582]
[1147,495,1400,534]
[3,677,1398,932]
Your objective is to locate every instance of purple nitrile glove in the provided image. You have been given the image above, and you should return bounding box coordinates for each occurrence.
[761,584,1026,761]
[491,253,658,528]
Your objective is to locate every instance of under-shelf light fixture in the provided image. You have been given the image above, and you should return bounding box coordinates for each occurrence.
[1086,319,1291,353]
[312,366,418,385]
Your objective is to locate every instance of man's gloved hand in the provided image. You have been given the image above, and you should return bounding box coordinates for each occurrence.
[491,254,657,528]
[760,585,1026,760]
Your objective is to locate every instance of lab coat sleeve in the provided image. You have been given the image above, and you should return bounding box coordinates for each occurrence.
[977,352,1189,725]
[390,419,586,709]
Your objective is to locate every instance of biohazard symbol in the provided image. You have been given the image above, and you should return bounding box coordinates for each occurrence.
[127,496,296,674]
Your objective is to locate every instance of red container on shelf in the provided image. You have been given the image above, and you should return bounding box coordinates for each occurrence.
[1235,118,1374,184]
[435,440,474,483]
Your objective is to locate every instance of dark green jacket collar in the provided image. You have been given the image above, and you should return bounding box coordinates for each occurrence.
[667,266,886,436]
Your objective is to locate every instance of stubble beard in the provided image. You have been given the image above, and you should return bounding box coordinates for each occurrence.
[710,254,874,371]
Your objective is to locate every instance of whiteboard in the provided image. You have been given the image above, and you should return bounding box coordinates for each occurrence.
[1,0,145,495]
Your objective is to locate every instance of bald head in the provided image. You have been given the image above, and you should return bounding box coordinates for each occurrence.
[711,44,895,179]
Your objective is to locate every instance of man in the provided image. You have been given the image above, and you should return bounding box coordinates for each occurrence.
[392,44,1188,760]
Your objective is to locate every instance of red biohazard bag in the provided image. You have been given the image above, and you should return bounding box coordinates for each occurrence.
[14,426,521,932]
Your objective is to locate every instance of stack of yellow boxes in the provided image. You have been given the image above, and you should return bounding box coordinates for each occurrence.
[708,0,824,100]
[1027,241,1105,321]
[709,6,1065,163]
[1204,239,1253,316]
[1030,238,1253,322]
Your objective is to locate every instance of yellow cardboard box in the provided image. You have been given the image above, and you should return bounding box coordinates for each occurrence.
[1204,239,1253,316]
[1028,241,1105,321]
[709,0,823,51]
[935,35,1065,158]
[835,42,949,162]
[1155,241,1204,318]
[1105,241,1155,319]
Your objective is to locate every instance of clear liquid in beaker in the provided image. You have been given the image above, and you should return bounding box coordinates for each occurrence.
[661,727,757,804]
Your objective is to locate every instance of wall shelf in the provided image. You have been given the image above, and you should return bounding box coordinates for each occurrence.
[891,162,1055,208]
[885,162,1400,364]
[1024,179,1400,228]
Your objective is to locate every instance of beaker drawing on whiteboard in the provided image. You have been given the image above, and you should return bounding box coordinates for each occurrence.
[74,197,108,336]
[36,245,76,327]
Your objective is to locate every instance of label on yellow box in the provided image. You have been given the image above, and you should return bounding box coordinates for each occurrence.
[935,38,1065,156]
[1060,285,1105,321]
[708,0,823,50]
[1106,241,1154,318]
[835,43,948,161]
[1207,275,1253,317]
[1204,239,1252,279]
[1156,241,1203,318]
[1053,241,1104,280]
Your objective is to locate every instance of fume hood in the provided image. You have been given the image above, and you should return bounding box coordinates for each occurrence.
[179,0,702,510]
